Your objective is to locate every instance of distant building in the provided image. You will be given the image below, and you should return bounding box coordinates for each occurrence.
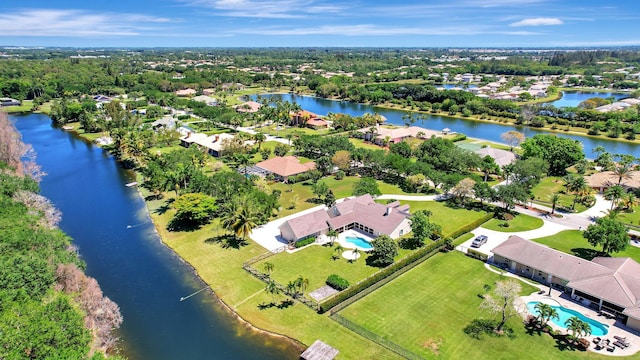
[192,95,217,106]
[235,101,261,113]
[358,125,442,145]
[278,194,411,244]
[179,132,235,157]
[254,156,315,181]
[474,147,517,168]
[175,88,196,97]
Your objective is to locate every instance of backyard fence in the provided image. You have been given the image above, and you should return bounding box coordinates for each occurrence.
[242,255,320,312]
[330,313,424,360]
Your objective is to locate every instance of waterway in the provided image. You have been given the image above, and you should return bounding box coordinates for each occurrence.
[550,90,628,108]
[253,93,640,157]
[11,113,298,360]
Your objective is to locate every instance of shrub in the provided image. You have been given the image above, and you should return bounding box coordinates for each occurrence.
[466,249,489,261]
[319,238,445,313]
[326,274,349,290]
[450,134,467,142]
[295,236,316,248]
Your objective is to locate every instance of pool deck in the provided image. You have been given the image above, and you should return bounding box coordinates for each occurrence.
[522,289,640,356]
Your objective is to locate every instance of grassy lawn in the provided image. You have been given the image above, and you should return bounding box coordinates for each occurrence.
[144,189,401,359]
[615,209,640,229]
[482,213,544,232]
[532,230,640,263]
[401,201,491,237]
[3,100,34,113]
[255,124,331,138]
[453,232,474,246]
[531,177,588,213]
[339,252,610,360]
[349,138,384,150]
[254,243,411,298]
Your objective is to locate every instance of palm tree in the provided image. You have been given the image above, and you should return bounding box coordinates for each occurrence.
[613,164,633,185]
[295,276,309,295]
[623,192,638,211]
[534,302,559,327]
[253,132,266,150]
[549,194,561,215]
[333,244,344,260]
[351,248,361,262]
[326,230,339,247]
[564,316,591,343]
[222,202,259,241]
[565,175,588,210]
[604,185,626,210]
[265,280,280,304]
[263,262,274,278]
[286,281,297,296]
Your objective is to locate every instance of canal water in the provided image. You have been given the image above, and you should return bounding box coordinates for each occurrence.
[11,113,298,360]
[254,93,640,157]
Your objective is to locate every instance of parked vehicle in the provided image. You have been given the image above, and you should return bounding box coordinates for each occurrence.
[471,235,488,248]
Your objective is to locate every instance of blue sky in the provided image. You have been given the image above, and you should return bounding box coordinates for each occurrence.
[2,0,639,48]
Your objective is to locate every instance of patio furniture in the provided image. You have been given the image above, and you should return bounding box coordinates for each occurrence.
[607,345,616,352]
[614,335,628,342]
[614,341,628,349]
[593,337,602,344]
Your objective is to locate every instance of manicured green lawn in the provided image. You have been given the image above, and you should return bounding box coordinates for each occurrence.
[401,201,491,237]
[255,243,411,298]
[339,252,609,360]
[349,138,383,150]
[145,189,401,359]
[615,209,640,229]
[482,213,544,232]
[531,177,588,213]
[453,232,474,246]
[532,230,640,263]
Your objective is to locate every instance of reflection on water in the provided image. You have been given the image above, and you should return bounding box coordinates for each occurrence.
[12,113,298,360]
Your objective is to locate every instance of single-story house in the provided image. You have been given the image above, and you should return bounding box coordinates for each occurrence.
[586,171,640,192]
[235,101,261,113]
[175,88,197,97]
[150,116,176,130]
[192,95,217,106]
[279,194,411,244]
[357,125,442,145]
[179,132,235,157]
[474,147,516,168]
[492,235,640,331]
[202,88,216,96]
[92,95,111,103]
[254,156,315,181]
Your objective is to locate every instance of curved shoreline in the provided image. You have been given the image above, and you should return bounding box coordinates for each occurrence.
[135,187,307,357]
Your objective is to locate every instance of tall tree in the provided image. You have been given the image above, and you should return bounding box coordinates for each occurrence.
[583,213,629,255]
[534,302,559,328]
[409,210,441,247]
[521,134,585,176]
[479,280,522,333]
[604,185,625,210]
[368,235,398,267]
[500,131,525,151]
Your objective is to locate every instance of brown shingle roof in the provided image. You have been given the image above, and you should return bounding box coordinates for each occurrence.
[328,195,410,235]
[474,147,516,167]
[256,156,316,177]
[586,171,640,189]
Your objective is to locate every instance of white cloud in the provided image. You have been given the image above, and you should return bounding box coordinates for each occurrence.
[509,17,563,27]
[188,0,347,19]
[232,24,539,36]
[0,9,174,36]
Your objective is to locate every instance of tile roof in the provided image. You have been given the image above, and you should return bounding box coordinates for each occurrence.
[474,147,516,167]
[493,236,640,313]
[256,156,316,177]
[282,209,331,240]
[586,171,640,189]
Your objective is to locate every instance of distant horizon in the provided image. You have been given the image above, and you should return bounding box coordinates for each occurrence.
[2,1,640,48]
[4,46,640,50]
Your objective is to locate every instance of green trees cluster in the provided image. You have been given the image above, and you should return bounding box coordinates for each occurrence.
[521,135,585,176]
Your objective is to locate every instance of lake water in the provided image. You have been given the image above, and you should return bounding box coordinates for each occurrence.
[550,90,628,108]
[253,93,640,157]
[11,113,298,360]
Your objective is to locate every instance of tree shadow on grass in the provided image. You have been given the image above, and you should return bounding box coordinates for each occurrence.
[258,299,294,310]
[571,248,604,261]
[154,198,174,215]
[167,219,202,232]
[204,234,249,249]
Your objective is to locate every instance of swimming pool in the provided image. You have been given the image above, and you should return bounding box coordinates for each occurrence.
[527,301,609,336]
[345,236,373,250]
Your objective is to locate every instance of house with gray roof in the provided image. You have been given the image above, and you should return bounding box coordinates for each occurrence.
[474,147,516,168]
[278,194,411,244]
[492,236,640,331]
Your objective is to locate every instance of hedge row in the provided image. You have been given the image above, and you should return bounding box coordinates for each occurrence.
[448,212,494,239]
[295,236,316,248]
[326,274,350,290]
[319,238,446,313]
[467,248,489,261]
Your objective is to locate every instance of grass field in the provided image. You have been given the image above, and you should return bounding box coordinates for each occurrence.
[532,230,640,263]
[339,252,610,360]
[401,201,491,237]
[144,189,401,359]
[254,243,411,298]
[531,177,588,213]
[482,213,544,232]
